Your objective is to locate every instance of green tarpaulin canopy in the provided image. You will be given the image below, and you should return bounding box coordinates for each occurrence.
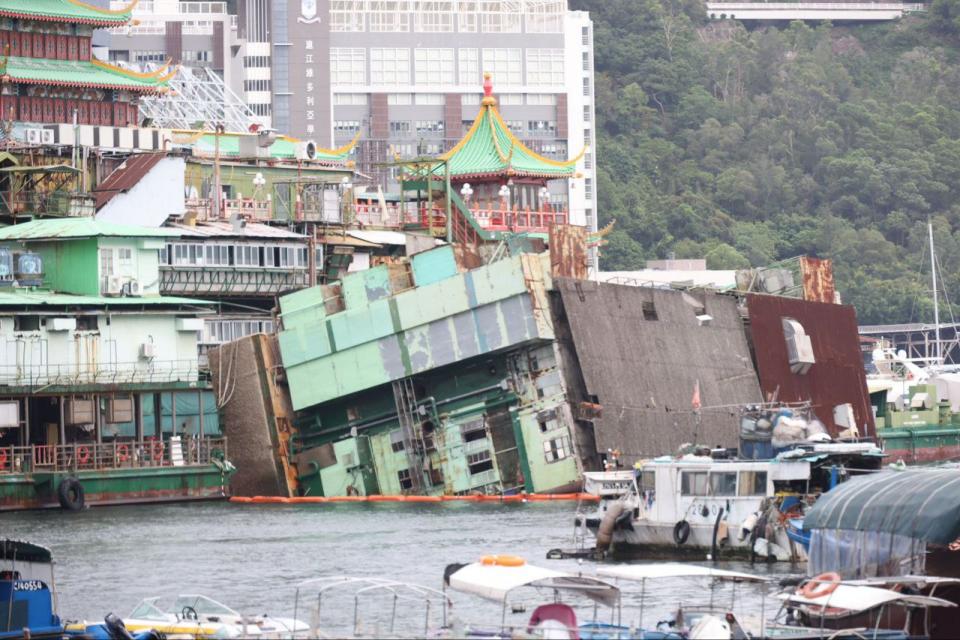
[804,469,960,545]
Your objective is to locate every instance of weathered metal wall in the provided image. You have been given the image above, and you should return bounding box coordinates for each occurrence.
[799,256,836,303]
[556,279,763,462]
[209,334,295,497]
[746,294,875,438]
[277,250,556,410]
[549,224,588,280]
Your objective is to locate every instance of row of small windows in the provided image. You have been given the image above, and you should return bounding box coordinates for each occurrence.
[203,319,275,345]
[243,55,271,68]
[330,47,564,88]
[161,243,308,268]
[332,92,557,106]
[329,0,565,34]
[243,79,272,92]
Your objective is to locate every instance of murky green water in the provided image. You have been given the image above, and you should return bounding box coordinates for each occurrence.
[3,502,792,631]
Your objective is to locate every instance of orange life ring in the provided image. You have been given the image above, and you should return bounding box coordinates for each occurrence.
[116,443,130,463]
[0,448,7,470]
[151,440,164,462]
[77,445,91,465]
[800,572,841,599]
[480,555,526,567]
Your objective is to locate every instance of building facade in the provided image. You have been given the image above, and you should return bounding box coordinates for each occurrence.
[266,1,598,236]
[100,0,246,109]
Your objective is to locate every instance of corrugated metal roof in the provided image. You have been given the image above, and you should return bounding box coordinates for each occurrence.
[170,221,306,240]
[0,218,182,241]
[93,153,166,211]
[0,290,214,308]
[747,294,875,438]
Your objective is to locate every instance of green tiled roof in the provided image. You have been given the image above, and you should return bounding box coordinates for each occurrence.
[190,133,357,164]
[0,0,133,25]
[0,218,182,241]
[0,290,214,308]
[437,94,584,180]
[2,57,171,91]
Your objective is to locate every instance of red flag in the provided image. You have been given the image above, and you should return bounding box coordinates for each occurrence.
[692,380,701,411]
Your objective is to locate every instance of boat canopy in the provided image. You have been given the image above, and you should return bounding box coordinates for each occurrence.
[597,563,769,583]
[803,470,960,545]
[0,540,52,564]
[446,561,619,607]
[779,584,956,612]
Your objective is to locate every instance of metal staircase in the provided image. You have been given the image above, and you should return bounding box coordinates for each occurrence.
[392,377,426,493]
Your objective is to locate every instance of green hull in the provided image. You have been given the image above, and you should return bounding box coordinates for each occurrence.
[879,428,960,465]
[0,465,233,511]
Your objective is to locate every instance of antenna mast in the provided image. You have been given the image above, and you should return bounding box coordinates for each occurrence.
[930,220,942,365]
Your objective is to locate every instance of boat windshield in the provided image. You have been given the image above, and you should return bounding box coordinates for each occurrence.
[130,595,239,620]
[173,595,239,617]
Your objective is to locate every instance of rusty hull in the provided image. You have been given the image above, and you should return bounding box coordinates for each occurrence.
[746,294,875,438]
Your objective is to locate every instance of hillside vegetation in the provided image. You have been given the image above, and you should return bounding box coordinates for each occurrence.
[574,0,960,323]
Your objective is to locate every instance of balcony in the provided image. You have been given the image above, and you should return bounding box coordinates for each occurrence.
[0,437,228,475]
[160,266,309,297]
[2,192,96,217]
[185,198,272,222]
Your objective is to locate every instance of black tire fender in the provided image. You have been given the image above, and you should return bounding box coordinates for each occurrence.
[57,477,85,511]
[673,519,691,545]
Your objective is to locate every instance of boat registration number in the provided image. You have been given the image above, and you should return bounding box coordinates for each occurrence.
[14,580,46,591]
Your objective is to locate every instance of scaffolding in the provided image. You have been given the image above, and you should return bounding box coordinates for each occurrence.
[139,66,261,133]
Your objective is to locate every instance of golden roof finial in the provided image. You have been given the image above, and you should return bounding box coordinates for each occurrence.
[481,72,497,107]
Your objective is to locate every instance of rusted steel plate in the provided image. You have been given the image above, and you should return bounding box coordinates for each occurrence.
[549,224,588,280]
[800,256,836,303]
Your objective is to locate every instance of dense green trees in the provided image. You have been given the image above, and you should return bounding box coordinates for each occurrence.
[575,0,960,323]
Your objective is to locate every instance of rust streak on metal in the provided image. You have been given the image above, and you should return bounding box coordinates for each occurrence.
[549,224,588,280]
[800,256,836,303]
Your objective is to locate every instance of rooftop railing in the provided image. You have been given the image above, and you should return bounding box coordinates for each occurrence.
[0,360,200,388]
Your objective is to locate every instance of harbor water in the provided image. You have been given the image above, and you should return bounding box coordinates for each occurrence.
[3,501,792,630]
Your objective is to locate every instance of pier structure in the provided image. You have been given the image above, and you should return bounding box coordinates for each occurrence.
[706,2,926,22]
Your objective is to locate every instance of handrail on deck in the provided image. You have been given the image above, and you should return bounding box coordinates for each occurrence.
[0,437,228,474]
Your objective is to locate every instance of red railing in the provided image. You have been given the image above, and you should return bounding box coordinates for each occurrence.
[0,438,228,474]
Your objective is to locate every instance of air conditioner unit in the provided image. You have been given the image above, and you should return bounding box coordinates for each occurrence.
[40,129,54,145]
[782,318,816,375]
[25,129,41,145]
[124,279,142,297]
[139,342,157,360]
[295,140,318,161]
[105,275,124,296]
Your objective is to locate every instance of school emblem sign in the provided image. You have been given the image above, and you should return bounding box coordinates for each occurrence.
[298,0,321,24]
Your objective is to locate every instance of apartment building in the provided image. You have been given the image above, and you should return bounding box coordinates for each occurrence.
[267,0,598,232]
[99,1,247,112]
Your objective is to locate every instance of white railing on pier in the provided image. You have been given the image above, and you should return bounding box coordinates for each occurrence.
[706,2,927,20]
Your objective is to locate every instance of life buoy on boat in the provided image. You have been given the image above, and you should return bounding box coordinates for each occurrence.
[0,448,7,470]
[57,477,85,511]
[76,446,91,465]
[151,440,164,463]
[800,572,841,599]
[480,555,525,567]
[116,443,130,463]
[673,520,691,545]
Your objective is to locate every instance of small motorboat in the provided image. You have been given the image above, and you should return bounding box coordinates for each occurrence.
[1,540,64,639]
[443,554,628,639]
[107,594,308,638]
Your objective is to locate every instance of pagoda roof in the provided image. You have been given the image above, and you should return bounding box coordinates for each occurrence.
[437,75,585,181]
[1,56,175,92]
[0,0,136,26]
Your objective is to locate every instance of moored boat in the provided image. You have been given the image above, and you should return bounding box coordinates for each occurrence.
[577,439,882,561]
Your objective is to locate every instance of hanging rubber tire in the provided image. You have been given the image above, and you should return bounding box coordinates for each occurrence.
[673,520,691,545]
[711,507,725,559]
[57,477,85,511]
